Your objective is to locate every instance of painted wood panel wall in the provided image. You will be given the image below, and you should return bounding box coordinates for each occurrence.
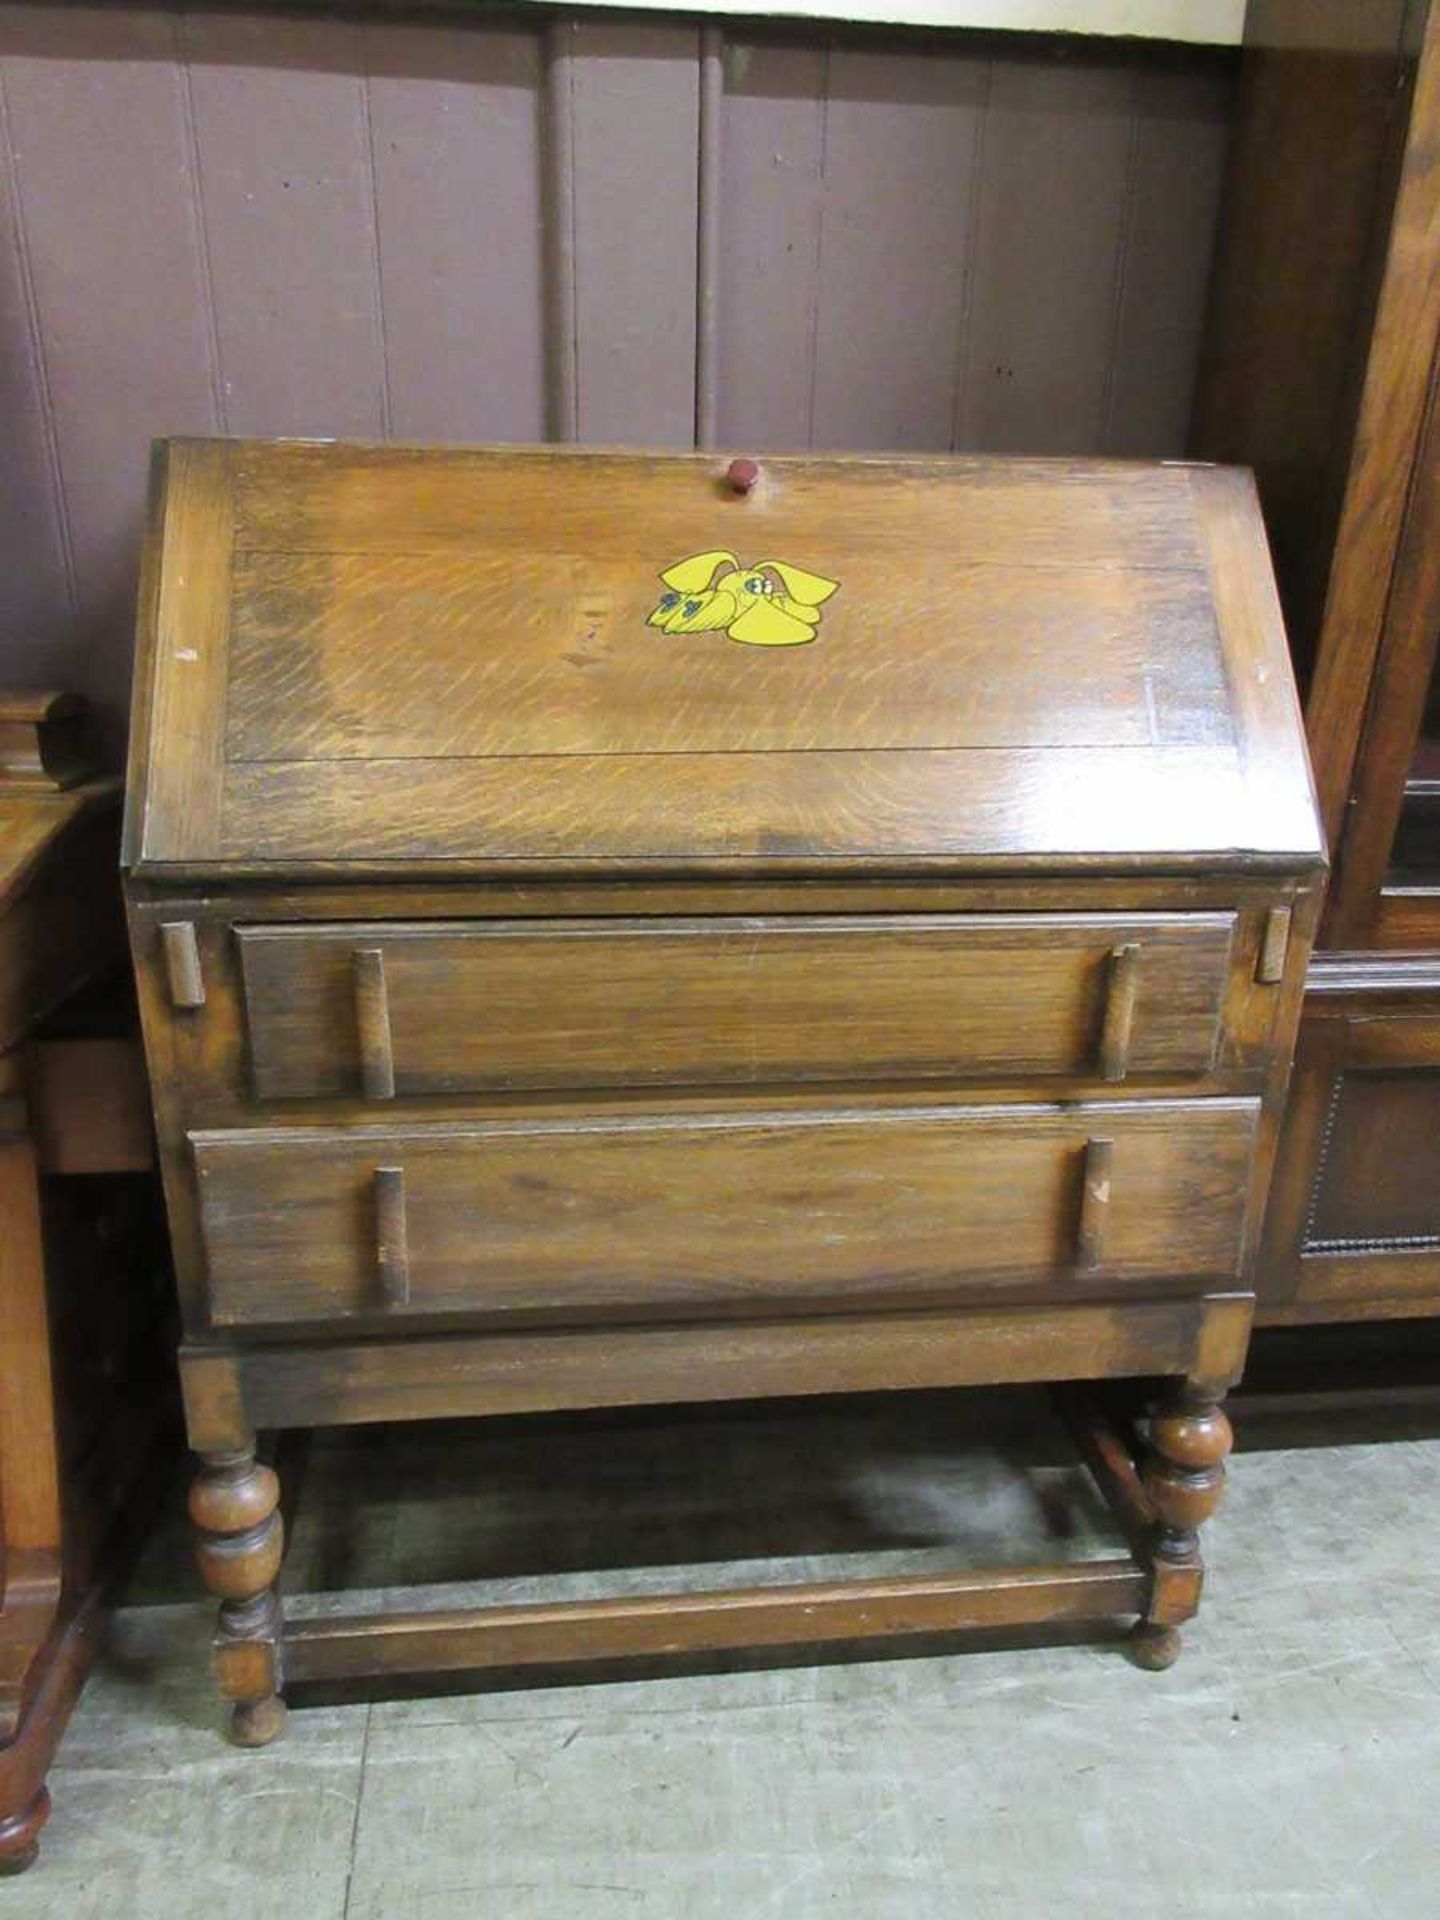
[0,6,1233,751]
[558,1,1247,40]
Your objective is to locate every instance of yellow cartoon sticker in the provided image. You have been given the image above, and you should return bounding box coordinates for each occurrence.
[647,551,839,647]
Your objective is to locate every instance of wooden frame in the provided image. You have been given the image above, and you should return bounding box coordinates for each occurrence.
[1298,3,1440,860]
[178,1299,1251,1702]
[180,1297,1255,1445]
[280,1556,1150,1688]
[1259,955,1440,1322]
[1321,356,1440,947]
[1195,2,1440,1336]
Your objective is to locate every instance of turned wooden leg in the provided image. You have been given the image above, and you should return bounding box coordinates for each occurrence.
[0,1788,50,1876]
[188,1446,287,1746]
[1128,1385,1233,1672]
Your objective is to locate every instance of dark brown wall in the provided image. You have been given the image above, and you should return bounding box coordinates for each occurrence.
[0,6,1233,753]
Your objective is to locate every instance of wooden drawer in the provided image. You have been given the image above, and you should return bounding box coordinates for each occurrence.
[192,1097,1259,1328]
[236,912,1237,1102]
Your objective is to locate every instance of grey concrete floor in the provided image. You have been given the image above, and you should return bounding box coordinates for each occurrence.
[9,1389,1440,1917]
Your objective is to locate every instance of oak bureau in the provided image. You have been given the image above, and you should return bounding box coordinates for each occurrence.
[123,440,1325,1739]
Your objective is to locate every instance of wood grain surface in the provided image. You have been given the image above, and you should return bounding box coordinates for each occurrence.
[282,1559,1148,1683]
[191,1097,1259,1328]
[181,1294,1251,1444]
[222,546,1224,760]
[236,910,1236,1100]
[127,441,1323,875]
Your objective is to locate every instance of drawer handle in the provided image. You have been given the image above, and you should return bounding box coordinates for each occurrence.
[375,1166,410,1308]
[1100,942,1141,1082]
[354,948,396,1100]
[1257,905,1291,983]
[1077,1136,1113,1272]
[161,921,205,1009]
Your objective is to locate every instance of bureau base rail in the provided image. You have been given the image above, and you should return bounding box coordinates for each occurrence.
[282,1560,1148,1687]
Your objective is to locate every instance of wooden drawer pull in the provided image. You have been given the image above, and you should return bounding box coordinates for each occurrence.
[1257,906,1291,984]
[161,921,205,1009]
[1100,942,1141,1082]
[354,948,396,1100]
[1077,1136,1113,1272]
[374,1166,410,1308]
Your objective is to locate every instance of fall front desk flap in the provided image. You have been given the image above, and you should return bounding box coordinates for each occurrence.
[124,440,1323,877]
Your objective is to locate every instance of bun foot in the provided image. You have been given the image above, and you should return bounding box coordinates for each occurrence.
[0,1787,51,1875]
[1128,1622,1183,1671]
[230,1694,288,1748]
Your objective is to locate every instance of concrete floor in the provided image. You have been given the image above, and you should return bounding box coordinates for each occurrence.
[10,1389,1440,1917]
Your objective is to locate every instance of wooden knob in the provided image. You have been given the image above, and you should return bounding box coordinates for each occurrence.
[726,458,760,495]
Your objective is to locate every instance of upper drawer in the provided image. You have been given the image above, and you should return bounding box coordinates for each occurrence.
[236,912,1237,1101]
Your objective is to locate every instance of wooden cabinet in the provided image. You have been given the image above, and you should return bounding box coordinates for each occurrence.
[0,696,167,1876]
[125,439,1323,1732]
[1196,0,1440,1324]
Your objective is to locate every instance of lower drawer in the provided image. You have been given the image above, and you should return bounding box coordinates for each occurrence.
[192,1099,1259,1329]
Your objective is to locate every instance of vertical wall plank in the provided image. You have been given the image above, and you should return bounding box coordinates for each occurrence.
[0,6,216,743]
[958,55,1134,453]
[569,20,699,447]
[542,19,579,441]
[1104,62,1233,455]
[813,47,987,451]
[717,39,826,451]
[0,60,72,690]
[182,12,386,439]
[366,22,545,445]
[694,23,724,449]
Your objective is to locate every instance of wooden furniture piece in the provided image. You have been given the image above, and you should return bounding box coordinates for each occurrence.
[1195,0,1440,1326]
[0,693,167,1875]
[123,439,1324,1736]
